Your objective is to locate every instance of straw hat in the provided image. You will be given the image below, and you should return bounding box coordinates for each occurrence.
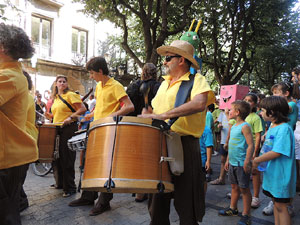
[157,40,200,70]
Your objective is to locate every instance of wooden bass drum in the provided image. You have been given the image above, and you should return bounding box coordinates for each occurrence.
[82,116,173,193]
[36,123,58,163]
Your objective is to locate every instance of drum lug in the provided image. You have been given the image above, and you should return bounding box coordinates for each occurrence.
[113,116,123,122]
[157,182,165,193]
[104,179,115,192]
[160,156,175,163]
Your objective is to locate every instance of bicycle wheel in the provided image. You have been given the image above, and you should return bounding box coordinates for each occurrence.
[32,161,52,177]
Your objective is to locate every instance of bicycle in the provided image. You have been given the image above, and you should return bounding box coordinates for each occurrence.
[31,161,52,177]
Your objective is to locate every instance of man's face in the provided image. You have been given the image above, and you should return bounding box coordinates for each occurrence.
[163,54,181,75]
[89,70,104,82]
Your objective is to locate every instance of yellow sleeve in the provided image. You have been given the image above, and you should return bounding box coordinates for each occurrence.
[191,73,215,106]
[113,82,128,101]
[67,91,82,105]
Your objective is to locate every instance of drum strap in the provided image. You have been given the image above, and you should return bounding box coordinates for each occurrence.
[58,95,76,112]
[167,74,195,129]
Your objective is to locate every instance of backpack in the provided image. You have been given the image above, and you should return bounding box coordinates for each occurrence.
[126,79,161,116]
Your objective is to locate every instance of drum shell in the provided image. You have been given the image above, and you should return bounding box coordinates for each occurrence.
[82,117,173,193]
[37,124,57,163]
[67,132,87,152]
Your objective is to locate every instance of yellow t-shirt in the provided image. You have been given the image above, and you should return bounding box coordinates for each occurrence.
[93,78,127,120]
[0,62,38,169]
[51,91,82,123]
[152,72,215,138]
[26,94,38,141]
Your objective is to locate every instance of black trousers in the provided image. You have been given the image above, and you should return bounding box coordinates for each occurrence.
[53,122,77,193]
[20,164,29,209]
[148,135,206,225]
[0,164,28,225]
[81,190,98,202]
[80,191,113,207]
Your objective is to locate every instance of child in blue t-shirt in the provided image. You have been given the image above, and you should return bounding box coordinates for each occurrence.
[253,96,296,225]
[219,100,254,225]
[272,82,298,130]
[199,126,213,193]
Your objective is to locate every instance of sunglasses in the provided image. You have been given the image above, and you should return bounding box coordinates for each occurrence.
[165,55,181,62]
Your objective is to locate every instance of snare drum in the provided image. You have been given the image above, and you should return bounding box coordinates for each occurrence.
[82,116,173,193]
[68,132,87,151]
[37,123,59,163]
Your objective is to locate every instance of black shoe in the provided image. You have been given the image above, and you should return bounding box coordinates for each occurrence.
[68,198,94,207]
[89,204,111,216]
[50,184,62,189]
[219,207,238,216]
[238,215,251,225]
[62,191,76,198]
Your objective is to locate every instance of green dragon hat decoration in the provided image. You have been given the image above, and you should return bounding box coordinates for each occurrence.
[180,19,201,55]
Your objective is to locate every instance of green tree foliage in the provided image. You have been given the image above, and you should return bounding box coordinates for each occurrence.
[250,10,300,92]
[75,0,300,88]
[198,0,299,85]
[73,0,196,68]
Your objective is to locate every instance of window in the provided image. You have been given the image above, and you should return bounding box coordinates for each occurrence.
[72,27,87,64]
[31,15,51,58]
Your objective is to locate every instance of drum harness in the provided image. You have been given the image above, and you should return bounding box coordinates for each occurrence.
[158,74,195,192]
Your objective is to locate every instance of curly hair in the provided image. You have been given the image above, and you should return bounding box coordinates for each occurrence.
[141,63,157,81]
[0,23,34,60]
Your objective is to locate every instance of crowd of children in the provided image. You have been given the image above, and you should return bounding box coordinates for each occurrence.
[200,67,300,225]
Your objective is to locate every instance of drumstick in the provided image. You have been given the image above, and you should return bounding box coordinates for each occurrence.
[139,82,150,109]
[35,110,46,118]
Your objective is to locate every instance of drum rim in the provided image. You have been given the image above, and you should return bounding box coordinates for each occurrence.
[89,122,161,132]
[83,177,173,184]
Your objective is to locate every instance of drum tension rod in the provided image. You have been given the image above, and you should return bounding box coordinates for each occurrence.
[160,156,175,163]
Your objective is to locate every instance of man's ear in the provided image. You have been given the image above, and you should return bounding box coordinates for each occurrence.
[179,57,189,68]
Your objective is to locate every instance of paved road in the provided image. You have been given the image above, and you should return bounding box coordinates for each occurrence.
[21,154,300,225]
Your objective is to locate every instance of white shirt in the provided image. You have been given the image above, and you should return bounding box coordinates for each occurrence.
[217,111,229,144]
[87,98,96,111]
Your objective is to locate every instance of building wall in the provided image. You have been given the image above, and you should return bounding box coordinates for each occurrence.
[1,0,100,96]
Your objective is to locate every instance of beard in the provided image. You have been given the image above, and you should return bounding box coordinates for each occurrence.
[164,63,176,75]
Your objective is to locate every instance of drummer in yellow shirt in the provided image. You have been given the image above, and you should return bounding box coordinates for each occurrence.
[0,23,38,225]
[46,75,86,197]
[68,56,134,216]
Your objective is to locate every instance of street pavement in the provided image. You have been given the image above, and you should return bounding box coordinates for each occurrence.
[21,154,300,225]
